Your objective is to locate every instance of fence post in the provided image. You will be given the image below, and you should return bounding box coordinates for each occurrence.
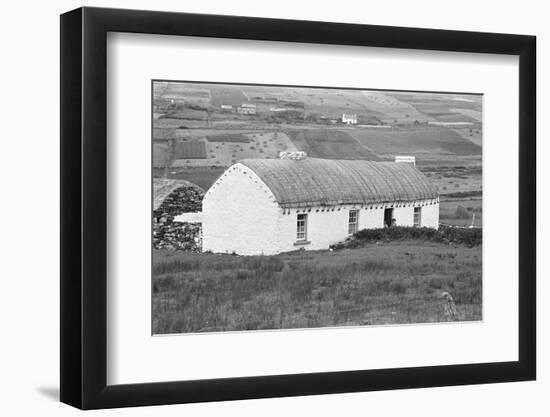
[439,291,458,321]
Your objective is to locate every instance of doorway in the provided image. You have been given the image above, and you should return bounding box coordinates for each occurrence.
[384,208,394,227]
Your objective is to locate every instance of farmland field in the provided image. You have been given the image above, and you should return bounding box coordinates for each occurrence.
[174,140,207,159]
[210,85,248,107]
[159,83,211,107]
[151,82,483,194]
[349,127,481,156]
[387,92,482,126]
[153,128,177,140]
[153,240,482,334]
[452,127,483,146]
[286,128,379,160]
[450,108,482,121]
[153,141,171,168]
[206,133,250,143]
[358,91,435,123]
[154,118,189,129]
[418,164,482,195]
[164,108,208,120]
[203,131,297,167]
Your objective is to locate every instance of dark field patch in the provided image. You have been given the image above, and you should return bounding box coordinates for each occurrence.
[174,140,207,159]
[153,141,171,168]
[206,133,250,143]
[350,127,481,156]
[153,128,176,140]
[286,129,379,160]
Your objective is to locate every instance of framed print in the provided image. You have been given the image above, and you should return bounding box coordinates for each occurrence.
[60,6,536,409]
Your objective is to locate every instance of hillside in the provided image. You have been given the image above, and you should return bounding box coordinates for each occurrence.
[153,82,482,195]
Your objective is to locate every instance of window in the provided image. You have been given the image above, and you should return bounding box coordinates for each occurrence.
[296,213,308,241]
[414,206,422,227]
[348,209,359,235]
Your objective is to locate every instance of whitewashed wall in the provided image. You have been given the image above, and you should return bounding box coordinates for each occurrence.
[360,207,385,229]
[202,163,281,255]
[276,206,353,252]
[202,164,439,255]
[274,201,438,254]
[419,202,439,228]
[390,202,439,227]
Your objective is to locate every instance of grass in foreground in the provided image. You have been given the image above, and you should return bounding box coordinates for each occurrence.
[153,240,482,334]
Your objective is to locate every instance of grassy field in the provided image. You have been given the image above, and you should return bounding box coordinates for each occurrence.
[153,240,482,334]
[439,198,482,227]
[418,163,482,196]
[452,127,483,146]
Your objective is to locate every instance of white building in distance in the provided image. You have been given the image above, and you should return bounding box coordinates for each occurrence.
[202,157,439,255]
[237,105,256,115]
[342,113,358,124]
[394,155,416,166]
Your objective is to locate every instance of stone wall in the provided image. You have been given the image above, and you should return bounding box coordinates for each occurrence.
[153,184,204,251]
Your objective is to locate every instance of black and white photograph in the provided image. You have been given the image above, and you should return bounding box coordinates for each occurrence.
[152,81,483,334]
[0,0,544,413]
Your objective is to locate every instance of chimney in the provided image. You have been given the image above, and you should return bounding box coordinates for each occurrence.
[395,155,416,167]
[279,151,307,161]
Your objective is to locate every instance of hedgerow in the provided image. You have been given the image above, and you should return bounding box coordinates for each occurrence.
[331,225,482,250]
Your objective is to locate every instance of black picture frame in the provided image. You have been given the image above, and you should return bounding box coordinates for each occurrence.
[60,6,536,410]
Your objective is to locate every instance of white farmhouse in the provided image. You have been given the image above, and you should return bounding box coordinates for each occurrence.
[202,157,439,255]
[342,113,358,124]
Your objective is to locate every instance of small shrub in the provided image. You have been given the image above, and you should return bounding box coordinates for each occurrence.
[236,269,249,280]
[428,277,443,289]
[390,281,407,294]
[455,205,471,219]
[153,274,177,292]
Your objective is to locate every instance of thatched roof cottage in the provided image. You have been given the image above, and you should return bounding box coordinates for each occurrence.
[202,156,439,255]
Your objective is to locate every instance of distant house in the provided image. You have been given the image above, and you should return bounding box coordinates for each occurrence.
[237,104,257,115]
[342,113,358,124]
[167,98,186,105]
[202,155,439,255]
[220,104,233,111]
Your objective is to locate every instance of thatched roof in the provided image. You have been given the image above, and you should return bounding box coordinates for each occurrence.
[239,158,438,208]
[153,178,204,210]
